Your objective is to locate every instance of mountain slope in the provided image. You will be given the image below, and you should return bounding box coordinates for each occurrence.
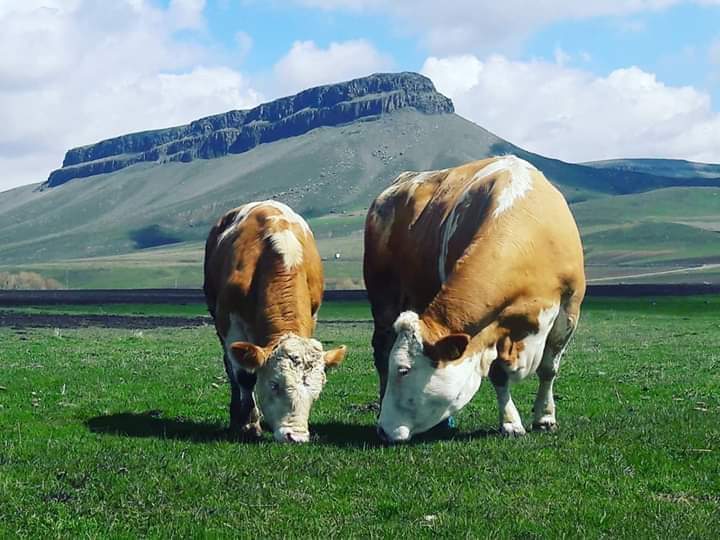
[583,158,720,179]
[1,72,719,286]
[45,72,453,187]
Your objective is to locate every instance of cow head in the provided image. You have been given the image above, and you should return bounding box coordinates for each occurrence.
[377,311,483,443]
[231,334,346,443]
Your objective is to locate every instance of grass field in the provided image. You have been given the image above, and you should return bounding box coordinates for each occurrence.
[1,297,719,537]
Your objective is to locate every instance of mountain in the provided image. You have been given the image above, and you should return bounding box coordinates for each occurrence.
[45,72,453,188]
[1,72,719,288]
[583,158,720,179]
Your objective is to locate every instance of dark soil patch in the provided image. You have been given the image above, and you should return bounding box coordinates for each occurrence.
[0,312,211,329]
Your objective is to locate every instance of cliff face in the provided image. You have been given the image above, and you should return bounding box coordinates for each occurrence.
[45,72,454,188]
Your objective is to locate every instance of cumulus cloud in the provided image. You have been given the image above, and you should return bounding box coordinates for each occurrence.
[0,0,261,191]
[710,37,720,64]
[235,31,254,61]
[294,0,720,54]
[272,39,394,95]
[422,54,720,163]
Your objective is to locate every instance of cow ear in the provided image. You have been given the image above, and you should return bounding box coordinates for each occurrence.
[323,345,347,369]
[230,342,266,371]
[425,334,470,364]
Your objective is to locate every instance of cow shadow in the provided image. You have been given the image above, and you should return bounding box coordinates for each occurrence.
[86,411,497,447]
[311,421,496,448]
[85,411,252,444]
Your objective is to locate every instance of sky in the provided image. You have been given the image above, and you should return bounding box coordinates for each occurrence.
[1,0,720,191]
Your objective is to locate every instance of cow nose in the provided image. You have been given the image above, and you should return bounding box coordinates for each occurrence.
[282,431,309,443]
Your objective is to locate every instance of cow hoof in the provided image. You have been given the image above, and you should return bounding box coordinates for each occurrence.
[500,423,526,437]
[230,422,262,440]
[532,419,558,432]
[241,422,263,438]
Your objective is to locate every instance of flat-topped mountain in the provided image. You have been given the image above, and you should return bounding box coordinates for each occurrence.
[1,71,719,287]
[45,72,454,188]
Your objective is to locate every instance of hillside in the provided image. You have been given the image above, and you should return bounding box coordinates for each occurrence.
[584,158,720,179]
[1,72,719,287]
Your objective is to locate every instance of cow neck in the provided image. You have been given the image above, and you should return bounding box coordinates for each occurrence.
[421,281,500,348]
[254,266,313,347]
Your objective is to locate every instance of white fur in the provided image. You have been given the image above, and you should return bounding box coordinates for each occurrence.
[379,311,492,442]
[503,303,560,382]
[532,378,556,428]
[438,191,470,283]
[491,156,536,218]
[379,303,561,441]
[375,169,446,205]
[254,335,327,443]
[437,156,536,283]
[495,384,526,436]
[218,200,311,245]
[266,229,304,270]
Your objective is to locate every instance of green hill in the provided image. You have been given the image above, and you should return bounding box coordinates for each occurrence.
[583,158,720,179]
[1,72,719,288]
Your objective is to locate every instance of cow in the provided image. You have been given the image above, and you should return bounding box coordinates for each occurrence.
[363,155,586,443]
[204,201,347,443]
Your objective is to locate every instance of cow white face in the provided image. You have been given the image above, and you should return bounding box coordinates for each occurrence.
[230,335,346,443]
[377,311,483,443]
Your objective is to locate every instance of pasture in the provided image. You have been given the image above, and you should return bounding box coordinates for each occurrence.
[1,297,718,537]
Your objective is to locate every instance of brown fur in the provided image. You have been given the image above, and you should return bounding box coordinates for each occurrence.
[364,157,586,389]
[204,203,323,352]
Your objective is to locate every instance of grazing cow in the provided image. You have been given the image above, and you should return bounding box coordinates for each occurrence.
[204,201,347,443]
[364,156,586,443]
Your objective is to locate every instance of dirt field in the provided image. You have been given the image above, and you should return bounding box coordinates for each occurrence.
[0,312,211,330]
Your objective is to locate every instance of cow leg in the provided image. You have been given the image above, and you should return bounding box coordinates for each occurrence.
[533,305,578,432]
[368,278,401,403]
[224,354,261,438]
[489,360,526,437]
[532,376,557,432]
[371,324,395,401]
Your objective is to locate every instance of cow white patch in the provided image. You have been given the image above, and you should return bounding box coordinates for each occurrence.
[253,335,328,443]
[378,310,491,442]
[437,155,537,283]
[217,200,311,245]
[376,169,444,204]
[495,384,526,436]
[491,155,536,218]
[503,303,560,382]
[266,229,304,270]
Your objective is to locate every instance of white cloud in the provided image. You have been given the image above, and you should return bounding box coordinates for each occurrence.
[554,47,571,67]
[168,0,206,30]
[293,0,720,54]
[710,37,720,65]
[0,0,261,191]
[422,54,720,163]
[235,31,254,61]
[272,39,393,95]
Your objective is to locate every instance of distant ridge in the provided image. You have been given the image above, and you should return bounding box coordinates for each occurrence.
[583,158,720,179]
[44,72,454,188]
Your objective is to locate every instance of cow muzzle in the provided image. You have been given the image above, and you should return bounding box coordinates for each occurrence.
[376,424,411,444]
[274,427,310,444]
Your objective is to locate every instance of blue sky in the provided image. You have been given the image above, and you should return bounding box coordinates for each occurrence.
[197,1,720,103]
[1,0,720,190]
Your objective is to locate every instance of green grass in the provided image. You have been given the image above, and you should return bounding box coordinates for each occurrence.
[1,297,718,537]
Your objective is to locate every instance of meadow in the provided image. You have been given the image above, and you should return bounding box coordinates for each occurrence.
[1,297,718,537]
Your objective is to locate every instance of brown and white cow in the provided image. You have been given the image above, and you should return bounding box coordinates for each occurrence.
[364,156,586,443]
[204,201,347,443]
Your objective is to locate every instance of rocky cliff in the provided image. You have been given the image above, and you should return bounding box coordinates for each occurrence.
[44,72,454,188]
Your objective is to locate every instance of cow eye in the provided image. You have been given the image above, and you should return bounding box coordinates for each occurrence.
[398,367,410,377]
[269,381,281,394]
